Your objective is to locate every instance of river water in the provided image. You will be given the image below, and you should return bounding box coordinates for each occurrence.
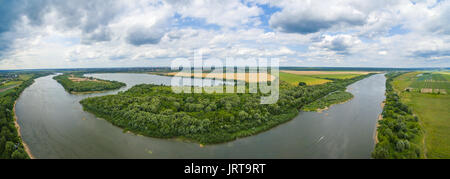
[15,73,385,158]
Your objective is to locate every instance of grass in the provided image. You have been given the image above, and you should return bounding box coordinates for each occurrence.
[411,81,449,90]
[436,71,450,76]
[0,88,17,96]
[280,70,371,75]
[0,74,32,95]
[279,72,331,86]
[0,81,23,95]
[307,74,363,80]
[19,74,33,81]
[0,75,30,95]
[302,90,354,111]
[392,72,450,158]
[0,74,32,90]
[0,81,23,96]
[0,81,22,89]
[408,72,449,93]
[53,74,126,93]
[166,70,363,85]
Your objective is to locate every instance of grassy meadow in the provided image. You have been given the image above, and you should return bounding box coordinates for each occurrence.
[392,72,450,158]
[408,72,450,93]
[279,72,331,86]
[53,74,126,93]
[0,74,34,94]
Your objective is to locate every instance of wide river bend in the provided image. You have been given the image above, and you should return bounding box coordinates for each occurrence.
[15,73,386,158]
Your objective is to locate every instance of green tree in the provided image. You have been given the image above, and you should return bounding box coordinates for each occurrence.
[298,82,307,86]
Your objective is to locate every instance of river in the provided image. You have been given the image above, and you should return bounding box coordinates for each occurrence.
[15,73,386,158]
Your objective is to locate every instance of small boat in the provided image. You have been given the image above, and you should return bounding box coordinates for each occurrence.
[317,136,325,142]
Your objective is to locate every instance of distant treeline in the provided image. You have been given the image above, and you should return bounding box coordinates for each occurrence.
[279,67,450,72]
[373,72,422,159]
[2,66,448,74]
[53,74,125,93]
[80,74,373,144]
[0,72,51,159]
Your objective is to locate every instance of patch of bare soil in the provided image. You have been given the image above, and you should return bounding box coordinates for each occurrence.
[68,75,105,83]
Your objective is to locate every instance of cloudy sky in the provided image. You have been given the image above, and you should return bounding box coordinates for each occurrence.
[0,0,449,69]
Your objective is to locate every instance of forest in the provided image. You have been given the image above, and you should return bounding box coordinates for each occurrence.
[53,73,126,93]
[0,72,50,159]
[372,72,422,159]
[80,74,373,144]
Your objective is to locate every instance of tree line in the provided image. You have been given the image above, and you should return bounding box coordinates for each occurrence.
[372,72,422,159]
[80,74,373,144]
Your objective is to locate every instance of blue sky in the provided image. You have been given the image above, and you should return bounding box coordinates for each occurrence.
[0,0,449,69]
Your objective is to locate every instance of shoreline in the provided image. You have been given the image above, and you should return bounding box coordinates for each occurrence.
[70,89,117,95]
[303,93,354,113]
[374,101,385,144]
[13,101,35,159]
[316,96,354,113]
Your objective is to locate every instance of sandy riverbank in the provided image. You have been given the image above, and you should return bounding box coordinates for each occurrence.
[374,101,386,144]
[13,101,34,159]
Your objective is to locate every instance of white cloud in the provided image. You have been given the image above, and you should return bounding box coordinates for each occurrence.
[171,0,263,27]
[378,51,387,55]
[0,0,449,69]
[311,34,361,54]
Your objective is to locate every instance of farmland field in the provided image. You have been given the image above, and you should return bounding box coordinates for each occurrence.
[0,80,23,94]
[0,80,22,88]
[408,72,450,93]
[279,72,331,86]
[307,74,363,79]
[166,70,367,85]
[278,70,373,85]
[280,70,371,75]
[19,74,33,81]
[392,72,450,158]
[0,74,39,95]
[167,72,275,83]
[436,71,450,76]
